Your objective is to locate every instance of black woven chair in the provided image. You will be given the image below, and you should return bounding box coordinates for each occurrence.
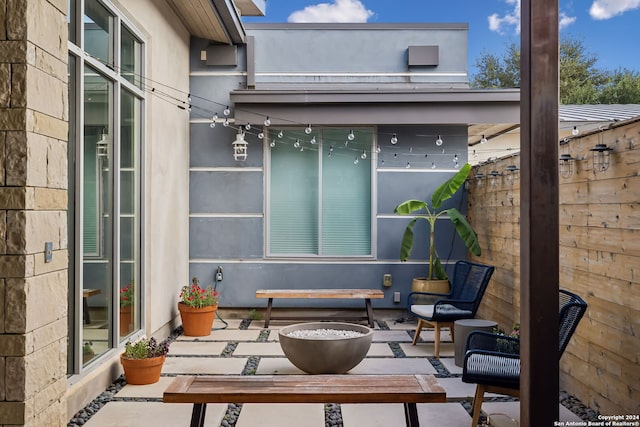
[462,289,588,427]
[408,260,495,358]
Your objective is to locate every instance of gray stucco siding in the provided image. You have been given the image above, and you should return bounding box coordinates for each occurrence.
[190,217,263,259]
[190,170,263,213]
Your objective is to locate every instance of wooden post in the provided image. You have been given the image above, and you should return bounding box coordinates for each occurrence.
[520,0,560,426]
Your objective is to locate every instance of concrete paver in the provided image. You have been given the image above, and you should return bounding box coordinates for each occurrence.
[235,403,324,427]
[84,401,226,427]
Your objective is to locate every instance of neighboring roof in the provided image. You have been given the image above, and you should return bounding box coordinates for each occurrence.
[559,104,640,122]
[165,0,265,43]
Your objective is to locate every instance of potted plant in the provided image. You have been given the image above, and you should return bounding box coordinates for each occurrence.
[82,342,95,364]
[119,282,134,336]
[120,337,170,385]
[178,277,219,336]
[394,163,481,293]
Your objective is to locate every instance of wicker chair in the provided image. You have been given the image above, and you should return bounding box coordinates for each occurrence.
[408,260,495,358]
[462,289,588,426]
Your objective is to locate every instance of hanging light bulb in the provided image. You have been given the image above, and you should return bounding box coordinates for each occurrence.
[223,118,230,127]
[329,145,334,152]
[393,153,398,158]
[212,113,219,121]
[431,162,436,169]
[223,106,231,116]
[354,157,359,165]
[453,154,459,168]
[435,135,443,146]
[294,139,301,148]
[210,122,216,128]
[390,133,398,145]
[270,140,276,148]
[300,146,304,152]
[310,136,317,144]
[187,94,192,102]
[376,145,381,153]
[409,147,413,153]
[277,130,283,138]
[258,132,264,139]
[347,130,355,141]
[264,116,271,127]
[361,151,367,159]
[245,123,251,130]
[406,162,411,169]
[305,124,312,134]
[571,126,579,136]
[480,135,488,144]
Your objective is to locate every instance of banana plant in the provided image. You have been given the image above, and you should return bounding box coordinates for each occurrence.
[394,163,481,280]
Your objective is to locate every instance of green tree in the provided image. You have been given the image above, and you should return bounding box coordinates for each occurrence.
[471,36,640,104]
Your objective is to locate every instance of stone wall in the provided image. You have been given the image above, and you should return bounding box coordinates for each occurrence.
[0,0,69,425]
[468,117,640,415]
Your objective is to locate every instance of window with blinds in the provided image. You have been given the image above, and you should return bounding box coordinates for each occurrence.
[268,128,373,256]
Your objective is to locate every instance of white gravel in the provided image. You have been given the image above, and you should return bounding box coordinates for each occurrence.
[284,328,365,339]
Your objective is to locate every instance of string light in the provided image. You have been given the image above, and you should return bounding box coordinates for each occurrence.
[406,162,411,169]
[223,118,230,127]
[270,140,276,148]
[361,151,367,159]
[435,135,443,146]
[293,139,300,148]
[481,135,488,144]
[257,132,264,139]
[310,136,317,144]
[572,126,579,136]
[223,106,231,116]
[347,130,355,141]
[264,116,271,127]
[277,130,284,138]
[305,124,312,134]
[245,123,251,130]
[390,133,398,144]
[354,157,359,165]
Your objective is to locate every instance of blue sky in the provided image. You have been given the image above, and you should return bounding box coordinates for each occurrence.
[242,0,640,77]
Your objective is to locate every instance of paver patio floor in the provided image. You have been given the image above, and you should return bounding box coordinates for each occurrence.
[82,314,584,427]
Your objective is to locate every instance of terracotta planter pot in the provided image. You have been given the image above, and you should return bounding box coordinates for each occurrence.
[178,303,218,336]
[120,306,133,336]
[120,354,165,385]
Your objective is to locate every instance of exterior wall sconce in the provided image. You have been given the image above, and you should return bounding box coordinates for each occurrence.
[474,172,485,186]
[488,170,502,187]
[504,165,519,184]
[559,153,575,179]
[589,143,613,172]
[232,131,248,161]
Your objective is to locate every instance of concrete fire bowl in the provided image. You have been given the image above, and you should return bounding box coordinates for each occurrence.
[278,322,373,374]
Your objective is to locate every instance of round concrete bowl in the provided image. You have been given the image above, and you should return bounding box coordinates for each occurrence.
[278,322,373,374]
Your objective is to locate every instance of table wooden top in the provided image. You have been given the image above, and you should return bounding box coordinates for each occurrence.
[163,374,446,404]
[255,289,384,299]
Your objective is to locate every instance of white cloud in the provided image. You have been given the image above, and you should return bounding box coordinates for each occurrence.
[488,0,577,33]
[559,12,577,29]
[488,0,521,34]
[590,0,640,19]
[287,0,374,23]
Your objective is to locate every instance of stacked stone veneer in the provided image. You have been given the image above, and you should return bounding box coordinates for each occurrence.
[1,1,69,426]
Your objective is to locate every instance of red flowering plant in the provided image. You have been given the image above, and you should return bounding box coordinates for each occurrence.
[120,283,134,308]
[179,277,219,308]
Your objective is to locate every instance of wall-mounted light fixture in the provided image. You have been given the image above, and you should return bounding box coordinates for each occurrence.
[488,170,502,187]
[474,172,485,186]
[232,131,248,161]
[504,165,519,185]
[559,153,575,179]
[589,143,613,172]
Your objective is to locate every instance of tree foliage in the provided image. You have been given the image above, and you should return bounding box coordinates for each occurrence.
[471,37,640,104]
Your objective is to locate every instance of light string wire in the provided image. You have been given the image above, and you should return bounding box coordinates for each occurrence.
[85,54,586,164]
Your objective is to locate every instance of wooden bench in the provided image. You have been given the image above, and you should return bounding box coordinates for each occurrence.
[255,289,384,328]
[163,374,446,427]
[82,288,101,324]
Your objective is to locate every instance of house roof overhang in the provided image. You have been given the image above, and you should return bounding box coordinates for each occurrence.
[230,88,521,128]
[165,0,263,44]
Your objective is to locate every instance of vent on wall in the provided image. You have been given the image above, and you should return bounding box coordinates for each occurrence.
[407,45,439,67]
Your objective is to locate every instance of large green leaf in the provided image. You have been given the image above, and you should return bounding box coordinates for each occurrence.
[394,199,427,215]
[399,218,418,261]
[448,208,481,256]
[431,163,471,209]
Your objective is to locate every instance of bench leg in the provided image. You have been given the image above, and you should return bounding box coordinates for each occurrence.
[264,298,273,328]
[364,298,375,328]
[404,402,420,427]
[190,403,207,427]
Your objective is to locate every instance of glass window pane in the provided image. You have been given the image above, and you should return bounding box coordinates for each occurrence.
[322,129,372,255]
[121,26,142,88]
[119,90,140,338]
[68,0,76,45]
[84,0,114,64]
[269,129,319,254]
[82,65,113,362]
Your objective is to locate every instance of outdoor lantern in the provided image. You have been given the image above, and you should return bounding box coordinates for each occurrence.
[232,131,248,161]
[589,143,612,172]
[488,170,502,187]
[504,165,519,184]
[559,153,575,179]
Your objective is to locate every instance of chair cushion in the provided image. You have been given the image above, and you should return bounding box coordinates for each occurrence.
[411,304,472,320]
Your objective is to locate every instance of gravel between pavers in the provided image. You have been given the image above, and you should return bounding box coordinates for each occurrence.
[67,319,600,427]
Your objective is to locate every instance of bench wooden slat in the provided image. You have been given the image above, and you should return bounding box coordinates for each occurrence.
[256,289,384,299]
[163,374,446,404]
